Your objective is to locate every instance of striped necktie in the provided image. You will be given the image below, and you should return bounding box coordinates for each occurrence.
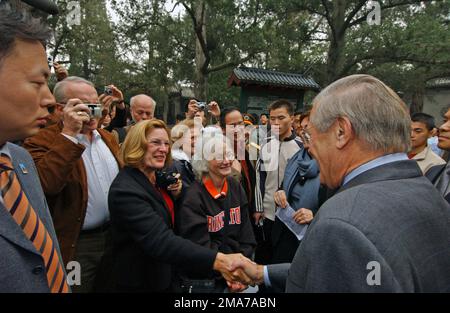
[0,155,69,293]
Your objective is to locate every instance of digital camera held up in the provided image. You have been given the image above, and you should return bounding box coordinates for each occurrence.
[87,104,103,119]
[197,102,207,111]
[156,170,179,189]
[47,56,54,69]
[104,86,113,96]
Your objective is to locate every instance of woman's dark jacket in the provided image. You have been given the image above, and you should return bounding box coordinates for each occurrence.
[108,166,217,292]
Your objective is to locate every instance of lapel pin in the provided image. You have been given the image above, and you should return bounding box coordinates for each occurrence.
[19,164,29,175]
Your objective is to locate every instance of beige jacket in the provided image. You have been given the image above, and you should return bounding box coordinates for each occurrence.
[413,145,445,174]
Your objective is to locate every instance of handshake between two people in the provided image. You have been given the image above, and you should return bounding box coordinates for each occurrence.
[213,252,265,293]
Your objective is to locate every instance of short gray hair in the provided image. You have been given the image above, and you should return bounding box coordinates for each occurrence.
[130,94,156,109]
[53,76,95,103]
[191,131,233,181]
[310,74,411,153]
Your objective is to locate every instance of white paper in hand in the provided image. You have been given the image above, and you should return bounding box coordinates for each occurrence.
[275,205,308,241]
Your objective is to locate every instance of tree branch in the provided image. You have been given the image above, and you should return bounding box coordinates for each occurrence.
[305,16,325,40]
[169,1,182,14]
[340,53,450,78]
[349,0,435,28]
[181,1,210,72]
[291,2,327,18]
[207,52,258,74]
[180,1,196,22]
[127,20,191,51]
[342,0,368,32]
[320,0,335,38]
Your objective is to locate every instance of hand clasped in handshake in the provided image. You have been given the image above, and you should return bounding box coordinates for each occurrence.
[213,253,264,292]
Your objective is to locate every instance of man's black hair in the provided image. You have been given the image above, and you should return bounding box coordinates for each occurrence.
[184,98,200,113]
[176,113,185,121]
[0,9,51,68]
[220,107,241,130]
[260,113,268,118]
[411,112,436,131]
[268,99,295,116]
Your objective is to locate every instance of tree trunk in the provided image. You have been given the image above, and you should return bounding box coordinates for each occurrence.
[83,58,90,81]
[194,1,208,100]
[410,90,424,115]
[325,0,347,85]
[326,34,346,84]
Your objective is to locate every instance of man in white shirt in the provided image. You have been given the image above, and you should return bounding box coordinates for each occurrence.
[254,100,302,265]
[24,77,122,292]
[408,112,445,174]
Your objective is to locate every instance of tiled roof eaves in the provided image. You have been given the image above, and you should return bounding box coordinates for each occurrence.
[233,67,320,90]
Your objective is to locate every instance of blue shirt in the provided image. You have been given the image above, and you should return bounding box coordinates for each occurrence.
[342,153,409,186]
[428,137,443,157]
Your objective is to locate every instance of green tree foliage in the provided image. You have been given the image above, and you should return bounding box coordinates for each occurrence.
[46,0,450,115]
[48,0,121,89]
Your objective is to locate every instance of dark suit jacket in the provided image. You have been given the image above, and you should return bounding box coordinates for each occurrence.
[108,166,217,292]
[23,123,122,265]
[268,160,450,292]
[0,143,66,293]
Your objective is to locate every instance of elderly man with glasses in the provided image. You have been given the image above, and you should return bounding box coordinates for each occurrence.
[228,75,450,293]
[23,76,122,293]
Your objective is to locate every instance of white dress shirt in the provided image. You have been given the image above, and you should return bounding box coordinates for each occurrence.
[62,131,119,230]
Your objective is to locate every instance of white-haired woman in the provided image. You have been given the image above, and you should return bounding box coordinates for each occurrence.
[176,133,256,293]
[108,120,249,292]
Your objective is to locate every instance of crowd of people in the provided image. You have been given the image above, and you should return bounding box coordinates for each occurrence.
[1,9,450,294]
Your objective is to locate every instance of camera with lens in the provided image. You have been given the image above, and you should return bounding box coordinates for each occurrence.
[87,104,103,119]
[47,56,54,69]
[197,102,207,111]
[104,86,113,96]
[156,170,179,189]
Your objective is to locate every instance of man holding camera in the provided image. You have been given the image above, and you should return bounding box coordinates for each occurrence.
[23,76,122,293]
[185,98,221,127]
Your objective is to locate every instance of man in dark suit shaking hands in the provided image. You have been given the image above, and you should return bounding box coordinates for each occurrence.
[231,74,450,293]
[0,9,69,293]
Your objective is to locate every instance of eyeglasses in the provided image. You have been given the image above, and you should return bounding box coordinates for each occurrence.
[301,124,315,144]
[214,152,236,163]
